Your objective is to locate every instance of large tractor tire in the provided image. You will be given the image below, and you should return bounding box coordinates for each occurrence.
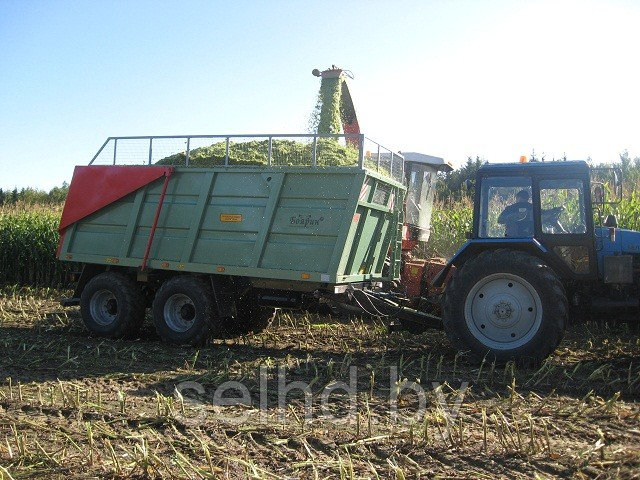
[152,275,217,345]
[80,272,146,338]
[442,249,567,364]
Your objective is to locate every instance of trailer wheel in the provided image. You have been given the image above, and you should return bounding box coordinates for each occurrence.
[80,272,145,338]
[442,249,567,364]
[223,296,276,337]
[152,276,216,345]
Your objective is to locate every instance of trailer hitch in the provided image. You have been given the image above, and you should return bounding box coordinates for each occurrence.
[344,285,443,333]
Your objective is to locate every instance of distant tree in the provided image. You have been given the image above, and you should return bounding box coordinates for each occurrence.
[616,150,640,186]
[19,187,49,204]
[436,156,484,201]
[48,181,69,203]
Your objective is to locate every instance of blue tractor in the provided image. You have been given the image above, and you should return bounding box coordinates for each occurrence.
[433,159,633,363]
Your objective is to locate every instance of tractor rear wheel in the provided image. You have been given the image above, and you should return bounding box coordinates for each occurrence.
[80,272,146,338]
[442,249,567,364]
[152,275,217,345]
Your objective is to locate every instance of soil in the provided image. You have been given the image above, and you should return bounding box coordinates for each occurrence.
[0,287,638,479]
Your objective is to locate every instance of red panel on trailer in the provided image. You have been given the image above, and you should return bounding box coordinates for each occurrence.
[59,165,173,232]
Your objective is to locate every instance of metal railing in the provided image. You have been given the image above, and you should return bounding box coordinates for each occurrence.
[89,133,405,182]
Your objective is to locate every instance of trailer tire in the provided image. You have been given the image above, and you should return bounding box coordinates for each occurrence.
[222,297,276,337]
[442,249,567,364]
[80,272,146,338]
[152,275,216,345]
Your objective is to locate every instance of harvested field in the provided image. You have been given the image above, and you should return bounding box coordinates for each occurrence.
[0,286,639,479]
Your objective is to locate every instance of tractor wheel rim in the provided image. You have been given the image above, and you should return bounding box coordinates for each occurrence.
[90,289,118,326]
[164,294,196,333]
[464,273,543,350]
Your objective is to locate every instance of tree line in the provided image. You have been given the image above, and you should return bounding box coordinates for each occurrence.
[435,150,640,202]
[0,183,69,206]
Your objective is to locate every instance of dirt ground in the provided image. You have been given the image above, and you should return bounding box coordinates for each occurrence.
[0,286,639,479]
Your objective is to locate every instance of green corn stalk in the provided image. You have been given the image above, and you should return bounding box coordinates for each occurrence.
[0,204,74,287]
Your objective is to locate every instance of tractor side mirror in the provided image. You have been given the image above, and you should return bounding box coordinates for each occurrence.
[614,170,622,188]
[464,179,474,191]
[590,167,623,204]
[614,169,623,201]
[593,184,605,205]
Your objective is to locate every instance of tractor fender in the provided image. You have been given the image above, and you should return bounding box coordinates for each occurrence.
[431,238,549,288]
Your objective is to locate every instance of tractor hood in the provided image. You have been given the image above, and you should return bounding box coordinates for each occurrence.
[596,226,640,281]
[596,227,640,255]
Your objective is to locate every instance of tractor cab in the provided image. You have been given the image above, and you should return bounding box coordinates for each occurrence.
[472,160,596,279]
[402,152,452,245]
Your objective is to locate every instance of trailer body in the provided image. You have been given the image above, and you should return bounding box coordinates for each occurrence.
[59,164,404,291]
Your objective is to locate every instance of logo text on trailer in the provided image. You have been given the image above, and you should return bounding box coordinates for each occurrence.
[290,214,325,228]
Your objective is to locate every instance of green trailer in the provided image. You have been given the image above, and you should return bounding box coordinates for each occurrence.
[59,134,407,344]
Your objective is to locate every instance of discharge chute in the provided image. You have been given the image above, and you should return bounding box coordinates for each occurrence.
[311,66,360,146]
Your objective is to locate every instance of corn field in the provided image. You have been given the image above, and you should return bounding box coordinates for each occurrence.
[0,204,73,286]
[2,186,640,287]
[600,189,640,230]
[0,291,638,479]
[428,198,474,258]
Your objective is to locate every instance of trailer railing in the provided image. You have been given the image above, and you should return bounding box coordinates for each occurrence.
[89,133,405,183]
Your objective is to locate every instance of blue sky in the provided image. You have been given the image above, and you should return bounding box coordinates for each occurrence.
[1,0,639,190]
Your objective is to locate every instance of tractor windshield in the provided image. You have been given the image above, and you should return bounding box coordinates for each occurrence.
[479,176,533,238]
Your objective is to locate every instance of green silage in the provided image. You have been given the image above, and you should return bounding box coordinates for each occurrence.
[157,138,358,167]
[316,76,344,135]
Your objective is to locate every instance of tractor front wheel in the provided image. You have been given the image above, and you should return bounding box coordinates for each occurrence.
[443,249,567,364]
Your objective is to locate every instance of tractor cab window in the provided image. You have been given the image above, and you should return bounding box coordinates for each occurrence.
[539,179,587,234]
[479,176,533,238]
[405,162,436,241]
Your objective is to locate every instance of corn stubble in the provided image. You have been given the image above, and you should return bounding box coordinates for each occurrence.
[0,289,638,479]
